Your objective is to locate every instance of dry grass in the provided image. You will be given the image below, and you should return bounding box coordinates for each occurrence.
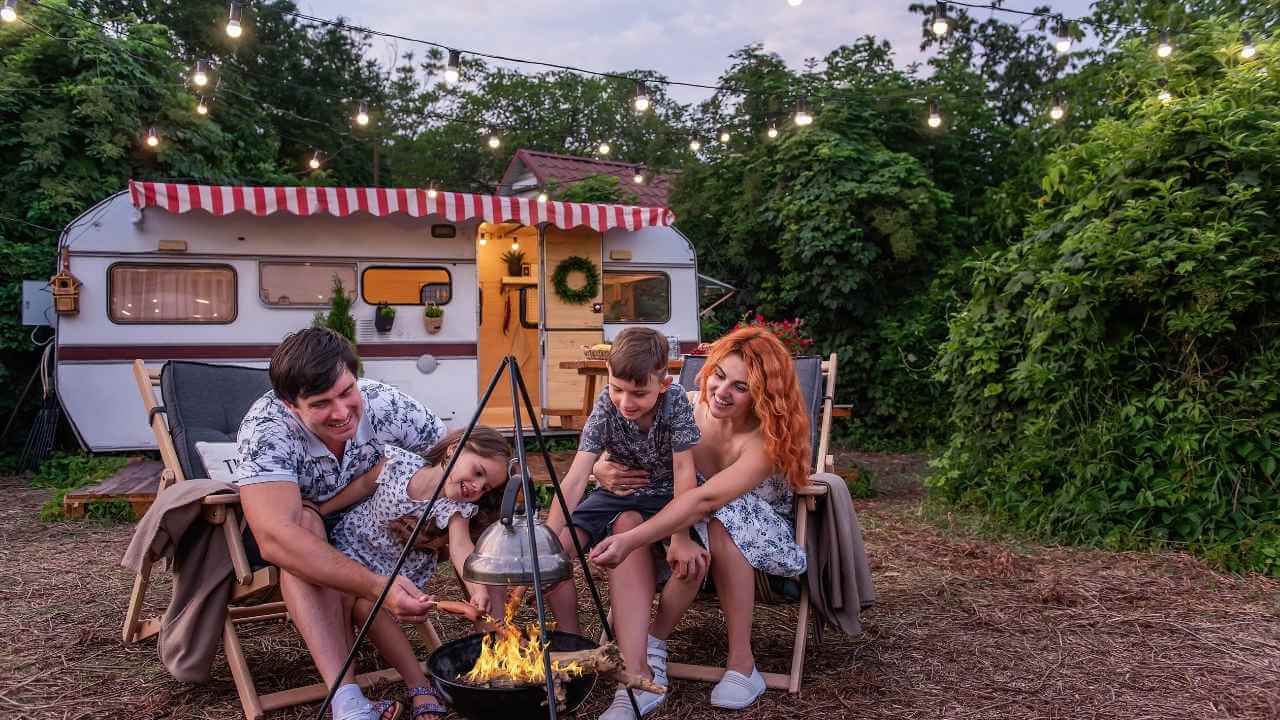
[2,454,1279,720]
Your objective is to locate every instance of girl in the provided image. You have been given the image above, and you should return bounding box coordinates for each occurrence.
[322,426,513,720]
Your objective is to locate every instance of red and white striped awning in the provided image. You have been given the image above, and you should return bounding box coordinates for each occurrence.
[128,180,675,232]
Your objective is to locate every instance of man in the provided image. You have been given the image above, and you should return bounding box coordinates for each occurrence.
[235,328,445,720]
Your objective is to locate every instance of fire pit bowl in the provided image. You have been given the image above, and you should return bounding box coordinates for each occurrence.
[426,631,599,720]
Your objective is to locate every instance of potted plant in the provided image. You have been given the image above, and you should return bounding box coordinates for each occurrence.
[423,303,444,334]
[374,302,396,332]
[501,249,526,277]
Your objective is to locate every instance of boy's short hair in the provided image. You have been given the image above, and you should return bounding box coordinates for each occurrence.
[270,328,360,404]
[607,327,668,387]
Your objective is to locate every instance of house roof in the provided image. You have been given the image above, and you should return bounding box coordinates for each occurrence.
[500,149,675,208]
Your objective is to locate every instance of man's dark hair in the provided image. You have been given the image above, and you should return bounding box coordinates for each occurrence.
[270,328,360,404]
[607,327,668,387]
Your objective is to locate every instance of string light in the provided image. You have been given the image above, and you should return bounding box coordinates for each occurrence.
[1157,30,1173,58]
[308,150,321,170]
[355,100,370,126]
[931,2,950,37]
[487,133,501,149]
[1049,92,1066,121]
[225,2,242,38]
[794,100,813,127]
[719,131,730,143]
[597,141,610,156]
[1055,20,1072,54]
[196,96,209,115]
[927,99,942,128]
[633,82,650,112]
[537,191,548,203]
[1240,31,1257,60]
[511,238,519,251]
[689,138,702,152]
[427,184,438,199]
[1,0,17,23]
[767,124,778,139]
[192,60,210,87]
[145,127,160,148]
[632,166,645,184]
[1157,78,1172,104]
[445,49,461,85]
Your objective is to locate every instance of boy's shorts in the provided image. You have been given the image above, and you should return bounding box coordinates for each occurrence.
[569,490,672,550]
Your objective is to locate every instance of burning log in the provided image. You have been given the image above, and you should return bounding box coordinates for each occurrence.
[549,644,665,694]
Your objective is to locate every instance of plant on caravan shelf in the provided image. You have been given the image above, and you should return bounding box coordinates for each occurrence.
[501,249,526,277]
[423,303,444,334]
[374,302,396,332]
[312,276,357,345]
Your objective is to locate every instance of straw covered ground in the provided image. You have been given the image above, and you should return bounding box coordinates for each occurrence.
[2,452,1279,719]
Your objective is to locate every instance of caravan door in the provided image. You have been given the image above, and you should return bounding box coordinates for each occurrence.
[541,227,604,428]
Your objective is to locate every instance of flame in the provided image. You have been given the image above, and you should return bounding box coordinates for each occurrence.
[462,594,583,686]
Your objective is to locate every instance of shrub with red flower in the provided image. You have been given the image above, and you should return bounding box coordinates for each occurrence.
[730,314,817,357]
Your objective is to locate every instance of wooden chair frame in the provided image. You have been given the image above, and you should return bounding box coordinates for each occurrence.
[123,359,445,719]
[665,352,838,694]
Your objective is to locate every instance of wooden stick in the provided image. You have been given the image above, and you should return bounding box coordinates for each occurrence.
[549,644,666,694]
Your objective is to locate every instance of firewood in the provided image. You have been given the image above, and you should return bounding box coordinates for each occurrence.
[549,643,666,694]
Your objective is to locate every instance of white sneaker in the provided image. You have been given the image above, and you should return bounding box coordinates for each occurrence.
[710,666,766,710]
[598,687,665,720]
[646,635,668,687]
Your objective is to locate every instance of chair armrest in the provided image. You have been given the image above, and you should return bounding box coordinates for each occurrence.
[201,493,242,506]
[796,483,829,496]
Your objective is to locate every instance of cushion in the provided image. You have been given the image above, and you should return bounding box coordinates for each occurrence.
[160,361,272,480]
[195,441,241,484]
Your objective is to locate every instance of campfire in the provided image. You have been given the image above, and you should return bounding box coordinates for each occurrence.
[461,596,584,687]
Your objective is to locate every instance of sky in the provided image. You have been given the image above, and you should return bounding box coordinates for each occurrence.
[303,0,1100,104]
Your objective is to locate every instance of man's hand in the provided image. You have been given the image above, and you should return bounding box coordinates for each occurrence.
[666,534,709,581]
[589,532,638,570]
[592,451,650,496]
[383,575,435,623]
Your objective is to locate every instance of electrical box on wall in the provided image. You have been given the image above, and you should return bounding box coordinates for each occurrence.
[22,281,53,326]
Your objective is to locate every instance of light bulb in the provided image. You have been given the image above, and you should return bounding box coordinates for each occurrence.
[719,131,731,143]
[488,135,500,149]
[445,49,461,85]
[537,192,548,203]
[928,113,942,128]
[145,127,159,148]
[1157,31,1173,58]
[1055,36,1072,54]
[795,110,813,126]
[1241,31,1257,60]
[931,2,949,37]
[1,1,17,23]
[1157,78,1172,104]
[787,0,803,6]
[767,125,779,139]
[197,97,209,115]
[689,139,701,152]
[193,61,209,87]
[225,2,242,38]
[511,239,519,251]
[308,151,321,170]
[633,171,645,184]
[355,101,369,126]
[633,83,650,112]
[598,142,610,155]
[427,187,438,199]
[1049,105,1064,121]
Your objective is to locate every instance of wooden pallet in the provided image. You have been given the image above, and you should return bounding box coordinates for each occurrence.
[63,460,164,520]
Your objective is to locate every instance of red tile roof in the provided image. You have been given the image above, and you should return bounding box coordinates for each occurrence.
[500,149,675,208]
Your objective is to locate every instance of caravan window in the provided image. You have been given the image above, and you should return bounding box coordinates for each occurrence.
[361,266,452,305]
[108,263,236,324]
[260,262,356,307]
[603,271,671,323]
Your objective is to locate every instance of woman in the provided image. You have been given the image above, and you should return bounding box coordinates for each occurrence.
[590,326,812,712]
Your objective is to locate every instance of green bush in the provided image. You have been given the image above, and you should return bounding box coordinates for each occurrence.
[32,452,129,522]
[931,22,1280,574]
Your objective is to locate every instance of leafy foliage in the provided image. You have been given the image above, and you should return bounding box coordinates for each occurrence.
[31,451,129,521]
[932,22,1280,574]
[312,276,356,345]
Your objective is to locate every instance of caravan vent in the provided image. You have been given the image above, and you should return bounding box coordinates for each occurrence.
[356,319,381,343]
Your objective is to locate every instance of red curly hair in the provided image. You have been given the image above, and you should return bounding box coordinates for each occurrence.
[695,326,811,489]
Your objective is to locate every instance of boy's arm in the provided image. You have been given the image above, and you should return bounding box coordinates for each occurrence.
[667,449,702,550]
[544,450,601,532]
[316,459,383,516]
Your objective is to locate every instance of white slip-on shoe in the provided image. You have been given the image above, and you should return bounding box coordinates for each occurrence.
[709,666,766,710]
[646,635,669,687]
[598,686,665,720]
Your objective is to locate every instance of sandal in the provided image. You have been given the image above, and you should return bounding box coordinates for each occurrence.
[407,685,448,720]
[372,699,404,720]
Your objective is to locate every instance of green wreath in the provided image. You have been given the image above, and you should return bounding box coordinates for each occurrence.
[552,255,600,305]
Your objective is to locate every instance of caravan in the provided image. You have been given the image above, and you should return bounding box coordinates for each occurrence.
[53,180,708,451]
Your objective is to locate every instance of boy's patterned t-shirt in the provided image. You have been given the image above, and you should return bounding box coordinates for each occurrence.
[234,379,445,504]
[577,383,700,497]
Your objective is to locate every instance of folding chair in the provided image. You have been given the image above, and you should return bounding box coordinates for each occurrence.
[665,352,838,694]
[123,359,445,719]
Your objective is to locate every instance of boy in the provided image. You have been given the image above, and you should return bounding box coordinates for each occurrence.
[545,327,705,718]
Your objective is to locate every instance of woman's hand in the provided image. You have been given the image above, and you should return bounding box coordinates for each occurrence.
[592,451,650,496]
[589,532,639,569]
[666,535,709,581]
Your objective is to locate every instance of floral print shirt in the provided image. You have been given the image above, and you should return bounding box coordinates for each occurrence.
[234,379,445,504]
[577,383,700,497]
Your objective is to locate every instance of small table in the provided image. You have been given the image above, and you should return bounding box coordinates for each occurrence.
[551,359,685,426]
